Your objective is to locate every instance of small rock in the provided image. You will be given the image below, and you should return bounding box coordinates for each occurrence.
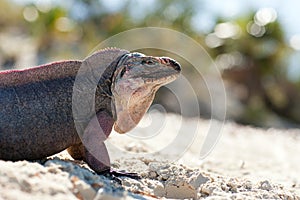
[244,180,252,190]
[148,162,161,172]
[227,178,238,193]
[20,179,32,192]
[73,178,96,200]
[189,173,210,188]
[165,183,197,199]
[158,169,169,180]
[200,185,214,196]
[148,171,157,179]
[259,180,272,191]
[153,182,165,197]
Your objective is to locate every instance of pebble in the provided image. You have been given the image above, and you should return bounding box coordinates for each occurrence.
[259,180,273,191]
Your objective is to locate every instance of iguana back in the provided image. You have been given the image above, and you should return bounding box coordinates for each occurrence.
[0,61,85,159]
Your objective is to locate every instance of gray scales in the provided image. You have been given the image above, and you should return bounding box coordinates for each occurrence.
[0,48,181,174]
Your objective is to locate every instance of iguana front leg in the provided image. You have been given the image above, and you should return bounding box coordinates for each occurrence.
[67,141,110,172]
[69,111,113,173]
[68,111,139,179]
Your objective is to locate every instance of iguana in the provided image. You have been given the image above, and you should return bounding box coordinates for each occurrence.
[0,48,181,176]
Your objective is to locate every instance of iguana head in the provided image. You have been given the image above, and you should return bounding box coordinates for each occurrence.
[111,52,181,133]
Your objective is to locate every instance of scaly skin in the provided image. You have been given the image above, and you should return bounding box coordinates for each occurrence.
[0,48,181,174]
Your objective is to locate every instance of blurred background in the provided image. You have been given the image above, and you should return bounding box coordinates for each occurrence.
[1,0,299,128]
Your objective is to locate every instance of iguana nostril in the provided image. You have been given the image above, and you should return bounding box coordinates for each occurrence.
[160,57,181,72]
[159,57,167,64]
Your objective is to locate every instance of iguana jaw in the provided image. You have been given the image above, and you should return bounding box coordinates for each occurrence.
[111,53,181,134]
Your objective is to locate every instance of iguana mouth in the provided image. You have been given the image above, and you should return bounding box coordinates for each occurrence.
[142,73,179,85]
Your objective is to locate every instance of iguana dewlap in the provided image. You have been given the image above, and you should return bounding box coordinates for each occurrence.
[0,48,181,174]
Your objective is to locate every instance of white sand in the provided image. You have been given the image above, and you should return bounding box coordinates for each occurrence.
[1,113,299,199]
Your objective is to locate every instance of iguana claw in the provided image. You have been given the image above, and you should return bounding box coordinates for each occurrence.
[101,168,141,183]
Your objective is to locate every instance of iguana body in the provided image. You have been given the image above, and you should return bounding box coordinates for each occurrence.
[0,48,181,174]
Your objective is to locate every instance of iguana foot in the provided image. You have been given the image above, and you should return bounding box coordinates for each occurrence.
[101,168,141,183]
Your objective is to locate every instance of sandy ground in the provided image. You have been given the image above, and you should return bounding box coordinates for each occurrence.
[1,113,300,199]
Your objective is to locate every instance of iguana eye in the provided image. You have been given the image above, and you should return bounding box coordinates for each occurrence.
[142,60,155,65]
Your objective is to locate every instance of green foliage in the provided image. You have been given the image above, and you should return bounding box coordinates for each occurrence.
[207,10,300,127]
[1,0,299,127]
